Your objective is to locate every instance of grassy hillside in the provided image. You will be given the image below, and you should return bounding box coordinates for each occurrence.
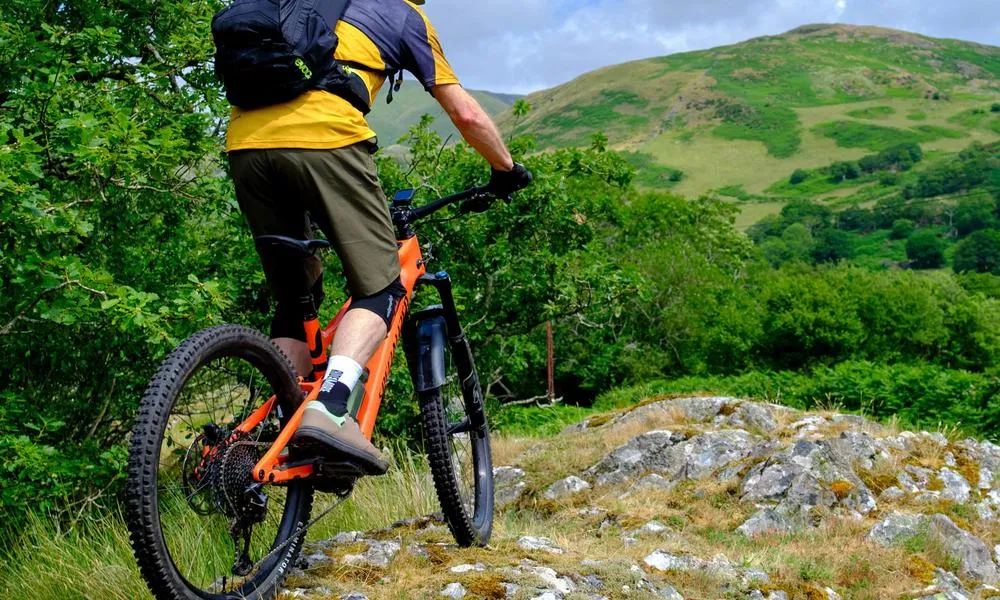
[497,24,1000,200]
[367,85,514,147]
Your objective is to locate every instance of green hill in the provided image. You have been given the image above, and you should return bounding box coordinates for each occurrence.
[367,84,514,147]
[497,24,1000,201]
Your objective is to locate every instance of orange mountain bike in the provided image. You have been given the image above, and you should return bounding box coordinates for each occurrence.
[126,185,499,600]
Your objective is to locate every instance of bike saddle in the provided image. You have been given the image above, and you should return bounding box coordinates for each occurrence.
[254,235,331,256]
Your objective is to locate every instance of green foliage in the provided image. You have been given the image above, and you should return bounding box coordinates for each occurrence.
[903,142,998,199]
[713,104,801,158]
[811,228,855,263]
[906,230,946,269]
[954,194,998,237]
[813,121,960,151]
[0,0,254,529]
[622,151,684,188]
[993,103,1000,113]
[789,169,808,185]
[829,160,861,182]
[954,230,1000,275]
[891,219,916,240]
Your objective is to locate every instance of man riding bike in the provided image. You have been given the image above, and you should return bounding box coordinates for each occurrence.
[225,0,532,476]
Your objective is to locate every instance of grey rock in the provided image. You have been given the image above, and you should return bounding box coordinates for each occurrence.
[945,452,958,468]
[495,466,528,508]
[544,475,591,500]
[528,593,560,600]
[521,565,576,594]
[501,583,520,598]
[494,466,526,486]
[634,473,676,491]
[628,396,731,424]
[939,468,972,503]
[638,520,669,535]
[643,550,767,584]
[788,416,827,436]
[828,431,886,470]
[868,512,998,583]
[331,530,365,545]
[880,486,906,501]
[587,429,760,487]
[585,430,684,486]
[747,592,789,600]
[340,594,369,600]
[406,543,430,560]
[496,482,527,508]
[737,508,796,537]
[440,582,466,598]
[906,465,936,489]
[913,569,971,600]
[741,439,877,515]
[296,550,331,570]
[342,537,400,568]
[518,536,566,555]
[719,402,779,433]
[450,563,486,573]
[897,471,922,494]
[867,512,931,546]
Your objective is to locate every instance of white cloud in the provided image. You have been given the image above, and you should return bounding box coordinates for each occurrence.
[419,0,999,93]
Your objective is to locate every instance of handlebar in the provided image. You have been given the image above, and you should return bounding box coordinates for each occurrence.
[408,185,496,221]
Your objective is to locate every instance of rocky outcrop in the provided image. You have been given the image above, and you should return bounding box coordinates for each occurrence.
[280,396,1000,600]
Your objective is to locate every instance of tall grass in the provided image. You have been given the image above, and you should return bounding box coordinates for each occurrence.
[0,450,438,600]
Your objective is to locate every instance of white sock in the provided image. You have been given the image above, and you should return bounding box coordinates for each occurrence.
[320,355,364,392]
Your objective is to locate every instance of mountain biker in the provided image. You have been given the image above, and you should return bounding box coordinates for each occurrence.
[225,0,532,475]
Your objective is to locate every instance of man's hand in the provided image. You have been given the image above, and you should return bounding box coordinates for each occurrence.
[489,162,533,198]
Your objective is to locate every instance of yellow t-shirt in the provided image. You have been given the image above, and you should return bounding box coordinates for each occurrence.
[226,0,460,151]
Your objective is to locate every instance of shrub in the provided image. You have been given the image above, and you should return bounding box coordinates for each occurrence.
[891,219,916,240]
[906,230,946,269]
[839,205,876,232]
[829,161,861,182]
[954,230,1000,274]
[789,169,809,185]
[992,103,1000,113]
[954,194,998,237]
[811,228,854,263]
[782,223,815,262]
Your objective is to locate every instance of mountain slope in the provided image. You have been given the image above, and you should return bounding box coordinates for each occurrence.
[367,85,514,147]
[497,24,1000,198]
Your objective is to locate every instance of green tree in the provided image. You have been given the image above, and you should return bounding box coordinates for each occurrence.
[906,230,945,269]
[789,169,808,185]
[811,228,854,263]
[891,219,915,240]
[954,230,1000,274]
[781,223,814,262]
[954,194,998,237]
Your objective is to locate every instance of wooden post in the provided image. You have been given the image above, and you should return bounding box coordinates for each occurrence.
[546,321,555,405]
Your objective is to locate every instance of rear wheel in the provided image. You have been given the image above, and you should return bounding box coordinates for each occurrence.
[419,335,494,546]
[126,325,312,600]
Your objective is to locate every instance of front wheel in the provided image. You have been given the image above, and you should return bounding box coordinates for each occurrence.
[419,334,494,547]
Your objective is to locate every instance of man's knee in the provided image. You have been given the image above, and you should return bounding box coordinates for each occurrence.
[348,278,407,329]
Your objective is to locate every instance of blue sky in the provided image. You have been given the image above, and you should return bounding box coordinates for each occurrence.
[420,0,1000,94]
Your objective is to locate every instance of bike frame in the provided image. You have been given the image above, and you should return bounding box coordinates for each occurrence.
[234,236,425,484]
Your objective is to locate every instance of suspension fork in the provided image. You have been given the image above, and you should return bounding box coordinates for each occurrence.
[403,272,486,428]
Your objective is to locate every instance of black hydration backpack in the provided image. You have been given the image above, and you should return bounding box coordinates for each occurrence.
[212,0,372,113]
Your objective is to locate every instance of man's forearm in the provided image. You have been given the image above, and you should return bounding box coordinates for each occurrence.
[432,84,514,171]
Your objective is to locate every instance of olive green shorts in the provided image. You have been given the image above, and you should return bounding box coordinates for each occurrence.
[229,142,400,304]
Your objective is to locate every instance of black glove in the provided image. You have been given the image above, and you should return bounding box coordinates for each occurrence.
[488,162,533,199]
